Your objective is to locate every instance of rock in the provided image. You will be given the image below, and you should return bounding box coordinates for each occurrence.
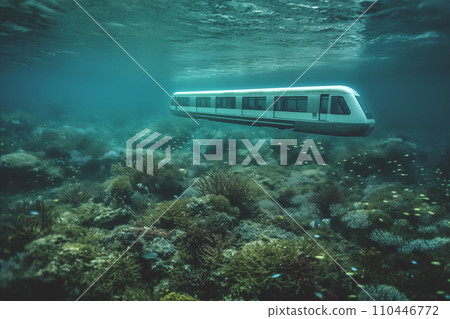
[0,151,63,191]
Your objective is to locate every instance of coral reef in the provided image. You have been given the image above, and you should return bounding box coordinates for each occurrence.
[358,285,409,301]
[0,113,448,302]
[223,239,350,300]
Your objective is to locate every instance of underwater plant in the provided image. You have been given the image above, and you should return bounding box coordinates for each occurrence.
[160,291,198,301]
[205,194,240,218]
[1,199,57,253]
[197,169,254,209]
[276,186,299,207]
[83,254,143,300]
[197,211,236,236]
[59,182,102,206]
[111,162,185,199]
[109,176,133,203]
[312,184,345,216]
[157,197,193,228]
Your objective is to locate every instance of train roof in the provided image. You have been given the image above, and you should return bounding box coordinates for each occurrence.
[174,85,358,95]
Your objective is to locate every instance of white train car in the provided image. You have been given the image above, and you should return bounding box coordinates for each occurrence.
[169,86,375,136]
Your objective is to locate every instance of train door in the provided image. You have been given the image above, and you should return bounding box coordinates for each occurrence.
[319,94,329,121]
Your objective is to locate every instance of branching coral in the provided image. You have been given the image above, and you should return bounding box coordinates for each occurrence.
[369,229,403,247]
[330,203,346,217]
[358,284,408,301]
[341,210,372,229]
[174,265,218,300]
[369,229,448,254]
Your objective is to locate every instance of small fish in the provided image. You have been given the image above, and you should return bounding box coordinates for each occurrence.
[436,291,445,295]
[351,267,358,272]
[315,255,324,260]
[321,218,331,227]
[346,272,355,276]
[271,273,281,279]
[28,219,35,224]
[445,295,450,300]
[173,195,179,199]
[431,261,441,266]
[310,220,320,228]
[314,292,323,299]
[143,252,158,260]
[279,216,284,220]
[29,211,39,216]
[411,260,418,265]
[53,199,59,203]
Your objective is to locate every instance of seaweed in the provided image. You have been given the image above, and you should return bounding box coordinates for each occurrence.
[1,200,58,254]
[311,184,345,216]
[197,169,254,211]
[59,182,102,206]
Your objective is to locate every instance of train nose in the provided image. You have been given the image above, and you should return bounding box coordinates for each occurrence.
[362,120,376,136]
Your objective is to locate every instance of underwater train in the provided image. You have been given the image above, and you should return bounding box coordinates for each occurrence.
[169,86,375,136]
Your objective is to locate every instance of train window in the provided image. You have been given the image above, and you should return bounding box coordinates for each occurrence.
[355,96,373,119]
[331,96,350,115]
[196,97,211,108]
[274,96,308,112]
[242,97,266,110]
[177,97,190,107]
[216,97,236,109]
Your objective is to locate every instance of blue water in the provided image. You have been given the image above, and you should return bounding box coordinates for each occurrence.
[1,0,449,136]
